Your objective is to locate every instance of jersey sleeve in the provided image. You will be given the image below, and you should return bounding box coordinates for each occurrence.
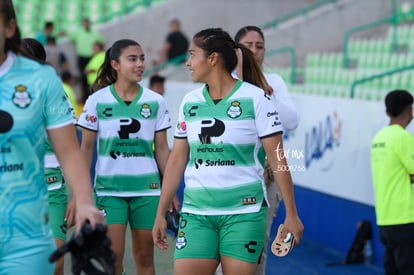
[400,131,414,174]
[254,92,283,138]
[155,97,171,132]
[267,74,300,131]
[43,68,74,129]
[174,97,187,139]
[77,95,98,131]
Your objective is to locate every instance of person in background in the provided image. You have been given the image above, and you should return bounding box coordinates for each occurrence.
[69,18,104,104]
[370,89,414,275]
[78,39,174,275]
[152,28,303,275]
[35,21,54,46]
[0,1,104,274]
[158,18,189,64]
[220,25,300,275]
[44,36,69,75]
[85,41,105,90]
[149,74,166,96]
[61,70,80,118]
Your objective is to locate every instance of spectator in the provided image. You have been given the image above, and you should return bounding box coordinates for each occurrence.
[149,74,166,96]
[61,71,80,118]
[370,89,414,274]
[35,21,54,46]
[158,19,189,64]
[84,41,105,88]
[68,18,104,104]
[44,36,69,75]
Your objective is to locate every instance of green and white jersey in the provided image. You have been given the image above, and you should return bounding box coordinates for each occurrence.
[44,96,76,191]
[0,52,74,242]
[77,84,171,197]
[175,80,283,215]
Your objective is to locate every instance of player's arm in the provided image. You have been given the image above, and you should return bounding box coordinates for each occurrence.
[262,133,303,244]
[47,124,103,231]
[410,175,414,182]
[80,128,97,169]
[153,138,189,250]
[154,129,170,176]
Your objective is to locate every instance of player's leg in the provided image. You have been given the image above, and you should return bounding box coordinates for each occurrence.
[173,213,220,275]
[129,196,159,275]
[46,169,68,275]
[219,207,267,275]
[96,196,128,275]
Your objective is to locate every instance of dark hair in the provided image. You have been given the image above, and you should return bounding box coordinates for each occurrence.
[193,28,269,92]
[234,25,265,44]
[90,39,141,92]
[0,0,22,54]
[150,74,165,86]
[22,38,46,61]
[45,21,54,29]
[61,70,72,82]
[385,89,414,117]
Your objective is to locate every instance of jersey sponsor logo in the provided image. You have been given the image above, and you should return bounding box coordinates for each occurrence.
[46,176,58,184]
[0,110,13,133]
[176,231,187,250]
[140,103,152,118]
[85,114,97,123]
[118,118,141,139]
[244,240,258,253]
[0,162,24,173]
[242,197,257,205]
[227,101,242,118]
[176,121,186,131]
[115,141,139,147]
[196,147,223,153]
[12,85,31,108]
[188,106,198,117]
[149,183,159,189]
[199,118,225,144]
[194,158,235,169]
[109,150,145,160]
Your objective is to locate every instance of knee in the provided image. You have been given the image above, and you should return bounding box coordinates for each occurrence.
[134,252,154,268]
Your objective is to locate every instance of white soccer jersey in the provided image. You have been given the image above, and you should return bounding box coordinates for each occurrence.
[78,85,171,197]
[175,80,283,215]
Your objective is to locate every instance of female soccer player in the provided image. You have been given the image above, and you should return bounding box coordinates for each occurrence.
[0,1,104,274]
[152,28,303,275]
[78,39,172,275]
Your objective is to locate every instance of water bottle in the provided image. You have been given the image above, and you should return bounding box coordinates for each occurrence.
[364,240,373,264]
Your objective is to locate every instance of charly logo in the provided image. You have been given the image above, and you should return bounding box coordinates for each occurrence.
[140,103,151,118]
[226,101,242,118]
[12,85,31,108]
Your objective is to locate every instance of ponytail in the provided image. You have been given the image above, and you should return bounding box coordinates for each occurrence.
[90,48,116,92]
[237,45,272,94]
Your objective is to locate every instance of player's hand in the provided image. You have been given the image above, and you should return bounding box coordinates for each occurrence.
[282,215,304,245]
[74,201,105,232]
[152,215,168,250]
[65,198,76,228]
